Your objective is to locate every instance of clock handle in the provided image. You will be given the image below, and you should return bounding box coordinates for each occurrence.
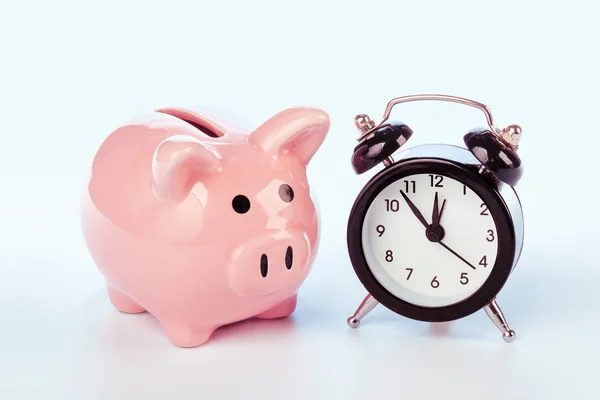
[484,299,516,343]
[356,93,522,155]
[356,93,524,186]
[356,94,502,142]
[347,294,379,328]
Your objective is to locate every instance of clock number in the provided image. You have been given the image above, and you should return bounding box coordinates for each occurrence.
[430,276,439,288]
[385,250,393,262]
[486,229,495,242]
[403,180,416,193]
[460,272,469,285]
[479,255,488,267]
[376,225,385,236]
[463,184,467,195]
[405,268,413,280]
[480,203,489,216]
[385,199,400,212]
[429,174,443,187]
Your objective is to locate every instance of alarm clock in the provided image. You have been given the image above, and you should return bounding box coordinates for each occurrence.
[345,94,524,342]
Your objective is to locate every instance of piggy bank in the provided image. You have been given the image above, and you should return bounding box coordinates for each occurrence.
[80,105,330,347]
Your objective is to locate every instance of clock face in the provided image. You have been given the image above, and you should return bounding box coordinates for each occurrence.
[361,172,499,308]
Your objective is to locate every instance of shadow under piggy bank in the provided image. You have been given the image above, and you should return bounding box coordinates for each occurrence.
[82,289,300,350]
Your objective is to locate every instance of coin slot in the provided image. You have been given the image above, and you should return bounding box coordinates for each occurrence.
[156,107,224,138]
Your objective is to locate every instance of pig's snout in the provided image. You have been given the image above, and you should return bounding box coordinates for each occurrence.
[228,230,310,297]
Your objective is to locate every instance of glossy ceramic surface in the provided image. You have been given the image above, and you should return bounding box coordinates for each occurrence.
[80,105,330,347]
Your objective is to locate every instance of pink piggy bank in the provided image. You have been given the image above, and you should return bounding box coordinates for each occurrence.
[80,105,330,347]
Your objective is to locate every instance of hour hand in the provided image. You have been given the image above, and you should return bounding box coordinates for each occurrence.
[400,191,428,228]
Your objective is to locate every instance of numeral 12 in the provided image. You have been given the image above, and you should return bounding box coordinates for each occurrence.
[429,175,443,187]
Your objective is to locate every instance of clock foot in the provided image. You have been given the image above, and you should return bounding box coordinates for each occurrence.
[347,294,379,328]
[484,299,516,343]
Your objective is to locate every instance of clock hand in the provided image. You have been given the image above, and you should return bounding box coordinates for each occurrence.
[400,191,428,228]
[431,192,447,227]
[439,198,446,222]
[432,192,439,225]
[438,241,477,270]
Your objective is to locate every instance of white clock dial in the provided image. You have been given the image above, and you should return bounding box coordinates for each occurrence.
[361,172,499,308]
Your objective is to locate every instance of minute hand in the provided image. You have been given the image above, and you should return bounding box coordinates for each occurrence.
[399,191,428,228]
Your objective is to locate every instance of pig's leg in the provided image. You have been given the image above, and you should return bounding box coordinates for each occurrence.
[107,286,146,314]
[159,319,216,348]
[255,294,297,319]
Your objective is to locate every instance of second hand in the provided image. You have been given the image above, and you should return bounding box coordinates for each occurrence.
[438,241,477,270]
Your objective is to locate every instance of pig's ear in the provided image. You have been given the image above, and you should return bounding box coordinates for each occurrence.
[152,135,222,202]
[250,107,330,165]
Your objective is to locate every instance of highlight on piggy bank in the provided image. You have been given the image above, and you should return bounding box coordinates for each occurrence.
[80,105,330,347]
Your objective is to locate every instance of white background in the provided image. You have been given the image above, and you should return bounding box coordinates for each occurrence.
[0,1,598,399]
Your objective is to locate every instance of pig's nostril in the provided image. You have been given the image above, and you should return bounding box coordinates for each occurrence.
[285,246,293,270]
[260,254,268,277]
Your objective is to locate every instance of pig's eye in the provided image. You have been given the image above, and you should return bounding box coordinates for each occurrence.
[278,184,294,203]
[232,195,251,214]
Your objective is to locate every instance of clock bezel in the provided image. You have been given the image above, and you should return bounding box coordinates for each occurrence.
[347,157,516,322]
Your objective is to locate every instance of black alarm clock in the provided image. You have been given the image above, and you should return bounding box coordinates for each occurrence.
[345,94,524,342]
